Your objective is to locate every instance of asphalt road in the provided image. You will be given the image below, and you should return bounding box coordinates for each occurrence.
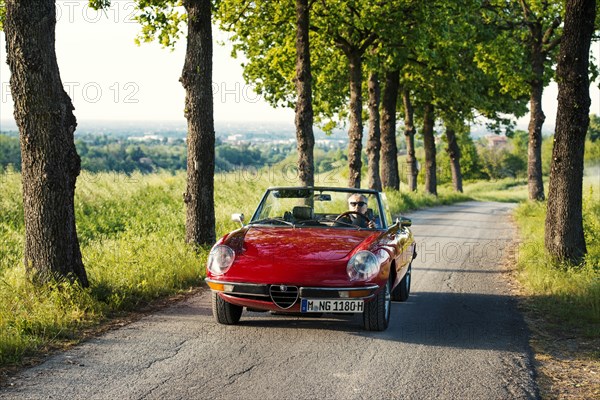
[1,201,538,400]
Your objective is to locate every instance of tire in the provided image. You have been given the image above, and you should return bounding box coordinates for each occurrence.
[363,278,391,331]
[211,292,243,325]
[391,263,412,302]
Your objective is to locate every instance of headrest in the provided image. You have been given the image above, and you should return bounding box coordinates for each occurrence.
[292,205,313,220]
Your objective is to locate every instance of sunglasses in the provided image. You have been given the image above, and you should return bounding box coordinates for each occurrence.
[349,201,367,207]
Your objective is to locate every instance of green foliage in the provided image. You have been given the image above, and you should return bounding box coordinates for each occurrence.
[436,127,486,184]
[134,1,186,48]
[216,0,353,129]
[585,137,600,166]
[477,0,563,91]
[89,0,186,48]
[588,114,600,142]
[476,133,532,179]
[0,134,20,171]
[0,0,5,31]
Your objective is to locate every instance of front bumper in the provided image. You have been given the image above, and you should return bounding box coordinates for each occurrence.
[205,278,380,312]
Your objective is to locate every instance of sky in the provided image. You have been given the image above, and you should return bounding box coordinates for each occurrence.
[0,1,599,132]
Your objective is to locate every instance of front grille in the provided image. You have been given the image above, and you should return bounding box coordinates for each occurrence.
[269,285,299,309]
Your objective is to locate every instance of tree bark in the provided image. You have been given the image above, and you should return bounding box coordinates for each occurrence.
[347,50,363,188]
[294,0,315,187]
[545,0,595,264]
[366,72,382,191]
[423,103,437,196]
[402,89,417,192]
[527,28,546,201]
[380,70,400,190]
[181,0,216,246]
[445,126,463,193]
[5,0,88,286]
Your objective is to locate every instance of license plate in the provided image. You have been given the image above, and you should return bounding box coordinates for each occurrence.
[300,298,364,313]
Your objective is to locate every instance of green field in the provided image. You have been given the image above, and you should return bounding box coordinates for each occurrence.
[0,167,598,366]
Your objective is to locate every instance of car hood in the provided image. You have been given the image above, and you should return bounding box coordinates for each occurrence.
[218,226,384,286]
[225,226,378,261]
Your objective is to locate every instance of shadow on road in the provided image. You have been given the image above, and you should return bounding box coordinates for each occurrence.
[179,290,531,354]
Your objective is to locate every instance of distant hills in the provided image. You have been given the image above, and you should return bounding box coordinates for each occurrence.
[0,118,536,143]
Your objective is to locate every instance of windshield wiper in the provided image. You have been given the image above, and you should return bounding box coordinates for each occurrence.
[249,218,295,227]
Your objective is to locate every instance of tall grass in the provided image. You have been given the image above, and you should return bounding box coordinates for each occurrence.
[0,170,203,364]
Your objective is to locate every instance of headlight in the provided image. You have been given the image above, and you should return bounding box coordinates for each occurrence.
[346,251,379,281]
[207,245,235,275]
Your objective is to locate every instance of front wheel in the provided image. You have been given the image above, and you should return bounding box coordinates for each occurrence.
[392,263,412,302]
[211,292,243,325]
[363,279,391,331]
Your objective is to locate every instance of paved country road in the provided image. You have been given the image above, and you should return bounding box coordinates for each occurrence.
[1,202,538,400]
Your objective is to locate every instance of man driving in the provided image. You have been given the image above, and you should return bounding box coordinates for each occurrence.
[343,194,376,229]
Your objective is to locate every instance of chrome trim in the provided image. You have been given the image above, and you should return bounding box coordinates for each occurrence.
[269,285,299,309]
[300,285,379,292]
[206,279,380,300]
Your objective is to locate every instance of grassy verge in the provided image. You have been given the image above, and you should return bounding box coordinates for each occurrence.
[0,171,203,366]
[511,179,600,399]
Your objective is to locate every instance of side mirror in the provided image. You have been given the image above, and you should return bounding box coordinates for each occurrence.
[232,213,245,227]
[400,217,412,227]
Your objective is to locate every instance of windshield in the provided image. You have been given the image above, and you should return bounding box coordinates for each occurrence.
[250,188,386,229]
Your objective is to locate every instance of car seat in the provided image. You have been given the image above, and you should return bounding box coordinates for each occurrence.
[292,205,313,220]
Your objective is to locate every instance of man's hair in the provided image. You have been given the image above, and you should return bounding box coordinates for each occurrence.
[348,194,368,203]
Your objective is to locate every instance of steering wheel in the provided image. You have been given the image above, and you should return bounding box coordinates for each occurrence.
[335,211,372,223]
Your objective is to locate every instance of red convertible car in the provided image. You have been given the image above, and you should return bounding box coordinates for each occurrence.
[205,187,416,331]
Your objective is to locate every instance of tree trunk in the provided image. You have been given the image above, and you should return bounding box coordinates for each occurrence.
[380,70,400,190]
[445,126,463,193]
[347,50,363,188]
[294,0,314,187]
[402,89,417,192]
[527,36,546,201]
[423,103,437,196]
[545,0,595,264]
[366,72,382,191]
[5,0,88,286]
[181,0,216,246]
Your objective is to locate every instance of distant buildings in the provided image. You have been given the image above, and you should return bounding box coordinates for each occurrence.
[485,135,508,149]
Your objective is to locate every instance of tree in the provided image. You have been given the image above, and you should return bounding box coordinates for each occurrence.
[294,0,315,187]
[545,0,596,264]
[311,1,380,188]
[401,88,418,192]
[478,1,564,201]
[400,0,527,195]
[180,0,216,246]
[422,103,437,195]
[380,70,400,190]
[444,124,463,192]
[4,0,88,286]
[105,0,216,245]
[217,1,347,187]
[365,71,382,191]
[220,0,408,189]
